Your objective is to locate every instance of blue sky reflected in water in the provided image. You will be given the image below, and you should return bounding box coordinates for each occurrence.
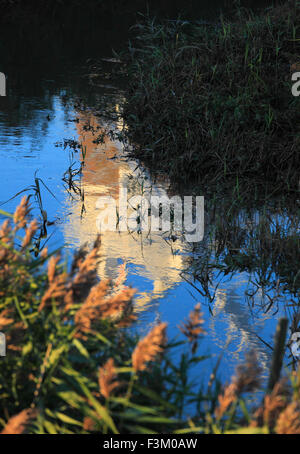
[0,83,294,386]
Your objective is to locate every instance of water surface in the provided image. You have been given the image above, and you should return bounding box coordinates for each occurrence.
[0,6,298,385]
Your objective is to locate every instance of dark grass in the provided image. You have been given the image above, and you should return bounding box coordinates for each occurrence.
[121,1,300,190]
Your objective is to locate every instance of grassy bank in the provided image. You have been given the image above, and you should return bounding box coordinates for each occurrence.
[121,1,300,190]
[0,198,300,434]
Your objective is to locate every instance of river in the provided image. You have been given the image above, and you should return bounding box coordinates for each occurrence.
[0,1,298,385]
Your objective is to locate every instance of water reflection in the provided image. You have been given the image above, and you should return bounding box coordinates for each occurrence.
[59,102,297,381]
[0,80,298,383]
[62,109,186,311]
[211,287,270,369]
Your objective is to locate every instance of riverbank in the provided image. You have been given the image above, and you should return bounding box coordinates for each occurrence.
[121,1,300,191]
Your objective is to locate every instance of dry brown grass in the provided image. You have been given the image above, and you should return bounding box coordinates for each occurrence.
[215,351,262,419]
[99,358,120,399]
[179,303,205,353]
[276,402,300,434]
[132,322,167,372]
[1,408,37,434]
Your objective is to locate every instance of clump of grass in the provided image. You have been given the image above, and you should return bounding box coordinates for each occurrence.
[122,1,300,189]
[1,197,300,434]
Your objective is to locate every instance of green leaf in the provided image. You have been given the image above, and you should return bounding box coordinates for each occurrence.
[115,413,179,424]
[49,345,66,367]
[92,331,111,346]
[58,391,86,409]
[0,209,13,218]
[225,426,268,434]
[55,412,82,426]
[134,384,177,411]
[137,416,180,424]
[239,399,251,424]
[173,427,204,434]
[72,339,90,359]
[110,397,158,415]
[22,341,33,356]
[43,420,58,434]
[77,380,119,434]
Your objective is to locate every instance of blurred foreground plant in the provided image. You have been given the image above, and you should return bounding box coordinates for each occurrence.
[0,198,300,434]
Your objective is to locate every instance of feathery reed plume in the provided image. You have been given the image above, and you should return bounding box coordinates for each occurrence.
[1,408,37,434]
[104,287,136,326]
[179,303,205,353]
[64,237,101,309]
[71,236,101,279]
[40,239,101,313]
[0,220,13,279]
[114,262,127,289]
[13,196,30,230]
[262,380,289,428]
[38,271,67,312]
[74,280,109,333]
[40,246,48,259]
[47,255,61,284]
[74,281,136,334]
[39,238,100,313]
[83,416,97,432]
[6,321,27,351]
[233,350,261,394]
[215,351,261,420]
[251,379,289,429]
[99,358,120,399]
[0,219,12,243]
[215,383,238,420]
[69,245,89,276]
[22,219,38,249]
[72,246,98,286]
[275,402,300,434]
[132,323,167,372]
[0,308,14,330]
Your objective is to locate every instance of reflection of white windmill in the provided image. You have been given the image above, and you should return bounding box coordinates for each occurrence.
[62,108,186,312]
[210,287,269,373]
[0,332,6,357]
[0,72,6,97]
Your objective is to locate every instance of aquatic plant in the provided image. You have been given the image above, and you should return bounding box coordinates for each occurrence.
[0,198,300,434]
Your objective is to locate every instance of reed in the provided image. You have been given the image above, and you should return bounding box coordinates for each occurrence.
[0,199,300,434]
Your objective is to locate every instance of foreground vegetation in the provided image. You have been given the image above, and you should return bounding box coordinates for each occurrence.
[0,198,299,434]
[122,1,300,189]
